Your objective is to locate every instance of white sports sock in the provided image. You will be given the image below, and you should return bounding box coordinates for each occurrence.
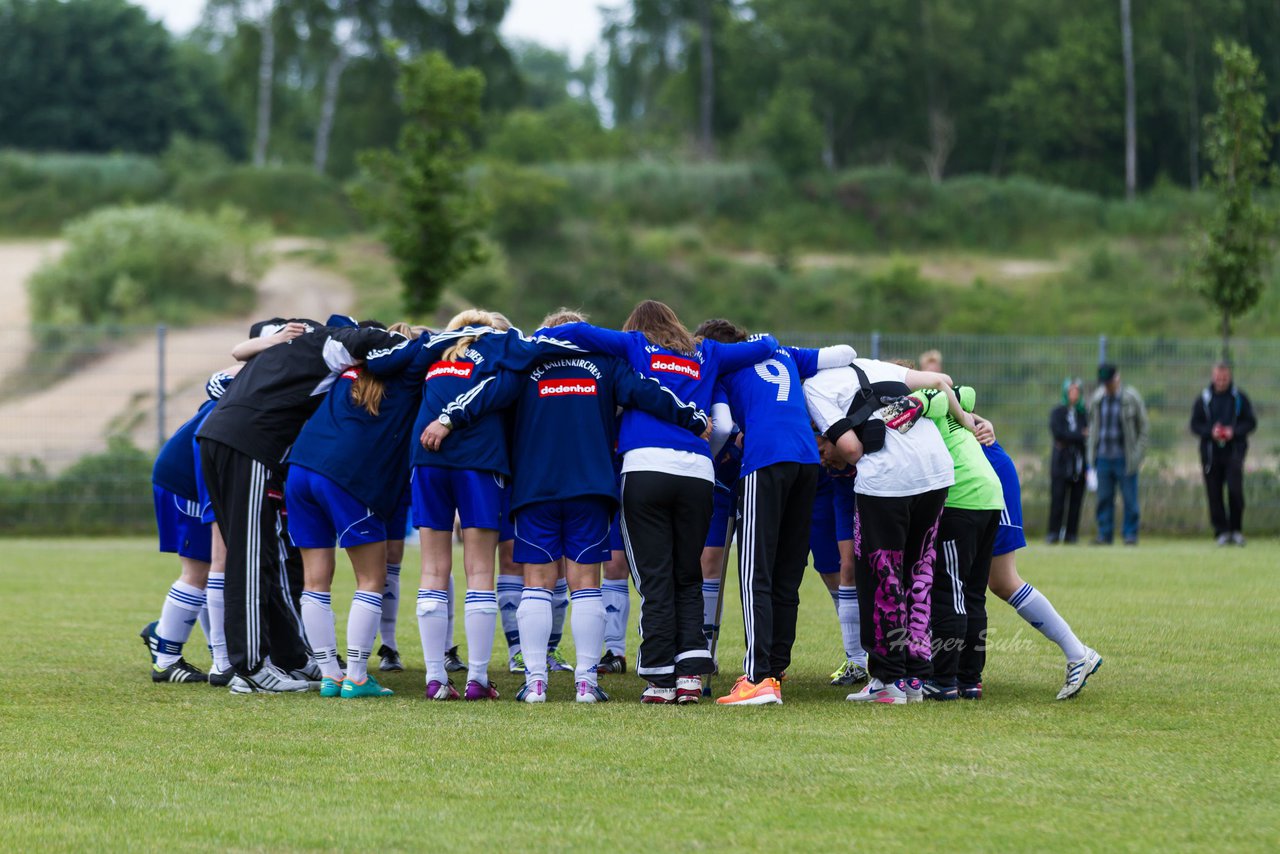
[156,580,206,669]
[380,563,401,650]
[602,579,630,656]
[446,576,456,649]
[496,574,523,656]
[570,588,605,684]
[346,591,383,683]
[517,587,553,683]
[701,578,721,647]
[300,591,343,680]
[464,589,498,685]
[549,578,569,650]
[197,605,211,656]
[837,585,866,665]
[1009,583,1087,661]
[417,588,450,684]
[206,572,230,671]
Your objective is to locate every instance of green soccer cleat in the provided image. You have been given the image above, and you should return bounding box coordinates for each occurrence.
[548,648,572,672]
[319,676,343,698]
[829,659,870,687]
[341,675,394,698]
[510,651,525,673]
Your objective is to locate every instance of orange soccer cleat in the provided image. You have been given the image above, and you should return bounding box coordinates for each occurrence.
[715,675,783,706]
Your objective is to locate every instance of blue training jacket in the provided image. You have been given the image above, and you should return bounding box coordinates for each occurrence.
[717,346,823,477]
[545,324,777,460]
[152,370,236,501]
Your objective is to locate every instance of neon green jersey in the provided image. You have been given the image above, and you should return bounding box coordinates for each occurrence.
[911,389,1004,511]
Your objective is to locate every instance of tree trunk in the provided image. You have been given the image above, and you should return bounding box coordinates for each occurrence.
[822,107,836,172]
[313,53,349,175]
[1120,0,1137,200]
[1184,0,1200,190]
[697,0,715,160]
[1221,311,1231,363]
[252,1,276,168]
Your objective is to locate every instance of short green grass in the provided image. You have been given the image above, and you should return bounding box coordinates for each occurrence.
[2,538,1277,851]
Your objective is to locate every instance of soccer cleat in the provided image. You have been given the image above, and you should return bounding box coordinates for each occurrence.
[548,649,573,672]
[229,663,312,694]
[575,681,610,703]
[1232,531,1246,546]
[1057,647,1103,700]
[846,678,908,704]
[139,621,160,665]
[464,680,500,701]
[290,659,324,686]
[958,682,983,700]
[320,676,343,698]
[425,679,460,701]
[509,652,526,673]
[208,667,235,688]
[715,675,783,706]
[904,678,924,703]
[1216,533,1232,547]
[443,646,466,673]
[922,680,959,701]
[676,676,703,705]
[596,651,627,675]
[829,659,870,686]
[151,659,207,683]
[641,683,677,704]
[517,679,546,704]
[377,644,404,673]
[342,675,394,698]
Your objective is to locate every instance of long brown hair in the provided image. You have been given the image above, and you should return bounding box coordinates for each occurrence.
[622,300,695,354]
[442,309,505,362]
[351,322,415,416]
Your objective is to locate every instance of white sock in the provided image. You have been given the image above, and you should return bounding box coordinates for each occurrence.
[300,591,343,680]
[837,585,866,665]
[380,563,400,651]
[549,578,569,651]
[1010,583,1087,661]
[701,579,721,648]
[464,589,498,685]
[416,588,450,684]
[197,605,211,657]
[206,572,230,671]
[446,576,456,649]
[602,579,629,656]
[517,587,553,683]
[496,574,523,656]
[156,580,206,669]
[346,591,383,683]
[570,588,605,684]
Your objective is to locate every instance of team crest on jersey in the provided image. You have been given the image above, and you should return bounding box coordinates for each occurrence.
[341,367,362,381]
[427,361,474,381]
[650,354,700,380]
[538,378,597,397]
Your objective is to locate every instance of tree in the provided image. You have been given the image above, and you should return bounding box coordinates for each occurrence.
[1119,0,1137,199]
[1191,41,1275,360]
[252,0,275,166]
[352,51,488,314]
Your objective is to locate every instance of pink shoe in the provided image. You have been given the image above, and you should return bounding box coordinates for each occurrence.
[464,679,500,701]
[425,679,459,701]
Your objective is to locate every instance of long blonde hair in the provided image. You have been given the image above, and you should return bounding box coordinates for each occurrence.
[351,322,415,416]
[442,309,507,362]
[622,300,695,355]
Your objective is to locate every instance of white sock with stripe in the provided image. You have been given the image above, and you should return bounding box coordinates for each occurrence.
[1009,583,1086,661]
[380,563,400,651]
[206,572,230,671]
[601,579,629,656]
[549,578,569,651]
[300,591,343,680]
[156,581,206,669]
[570,588,605,685]
[702,579,721,647]
[837,585,866,665]
[517,587,553,683]
[346,591,383,683]
[417,588,450,684]
[464,589,498,686]
[446,576,456,649]
[496,574,523,656]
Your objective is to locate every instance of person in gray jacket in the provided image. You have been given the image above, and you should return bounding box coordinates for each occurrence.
[1087,364,1149,545]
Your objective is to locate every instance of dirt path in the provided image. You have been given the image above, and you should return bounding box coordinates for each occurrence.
[0,239,354,469]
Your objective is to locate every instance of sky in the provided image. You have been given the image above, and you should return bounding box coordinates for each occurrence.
[135,0,615,62]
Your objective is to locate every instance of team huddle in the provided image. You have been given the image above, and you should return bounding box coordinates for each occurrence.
[142,299,1103,706]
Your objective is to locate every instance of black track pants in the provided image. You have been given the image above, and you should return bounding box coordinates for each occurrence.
[932,507,999,688]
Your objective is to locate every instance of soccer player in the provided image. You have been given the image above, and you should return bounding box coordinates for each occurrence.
[804,359,957,705]
[376,485,411,673]
[547,302,777,704]
[810,461,866,686]
[698,320,855,705]
[598,460,631,676]
[426,308,709,703]
[699,386,741,668]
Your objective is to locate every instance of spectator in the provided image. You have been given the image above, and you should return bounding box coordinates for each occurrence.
[1047,378,1088,544]
[1087,364,1149,546]
[1189,362,1256,546]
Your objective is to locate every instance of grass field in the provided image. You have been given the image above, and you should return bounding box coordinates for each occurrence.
[2,538,1278,851]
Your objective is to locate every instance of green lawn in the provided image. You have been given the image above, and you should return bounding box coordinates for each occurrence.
[2,538,1277,851]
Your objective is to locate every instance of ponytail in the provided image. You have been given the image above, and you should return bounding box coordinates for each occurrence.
[350,322,417,416]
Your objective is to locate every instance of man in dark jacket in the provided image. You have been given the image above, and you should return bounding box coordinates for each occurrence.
[1047,378,1088,544]
[1190,362,1257,546]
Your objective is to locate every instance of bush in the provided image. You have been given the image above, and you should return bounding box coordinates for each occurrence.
[480,162,569,246]
[0,150,168,234]
[172,165,359,235]
[28,204,266,327]
[0,438,153,535]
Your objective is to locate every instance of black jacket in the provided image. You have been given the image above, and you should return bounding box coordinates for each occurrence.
[1190,383,1256,468]
[1049,404,1088,481]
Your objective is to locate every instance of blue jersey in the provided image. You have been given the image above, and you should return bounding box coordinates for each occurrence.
[152,371,235,501]
[410,327,585,475]
[445,352,708,514]
[717,346,821,477]
[547,323,777,460]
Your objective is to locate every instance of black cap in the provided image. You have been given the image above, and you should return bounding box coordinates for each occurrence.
[1098,363,1118,382]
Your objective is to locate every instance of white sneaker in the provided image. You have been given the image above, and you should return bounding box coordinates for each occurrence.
[1057,648,1103,700]
[575,680,609,703]
[640,683,677,704]
[904,678,924,703]
[1216,533,1232,546]
[229,663,312,694]
[846,677,907,704]
[289,658,324,687]
[1231,531,1246,546]
[518,679,546,704]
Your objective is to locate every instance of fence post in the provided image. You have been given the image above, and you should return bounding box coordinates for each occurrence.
[157,324,167,447]
[871,331,881,360]
[1098,334,1108,366]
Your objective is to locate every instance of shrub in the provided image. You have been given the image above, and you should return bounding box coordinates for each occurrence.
[0,150,168,234]
[172,165,358,235]
[479,162,568,246]
[0,438,153,535]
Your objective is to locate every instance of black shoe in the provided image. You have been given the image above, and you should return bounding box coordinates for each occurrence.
[1123,538,1138,546]
[596,650,627,675]
[1091,538,1112,546]
[1045,535,1059,545]
[139,621,160,664]
[444,645,466,673]
[378,644,404,672]
[152,658,208,683]
[208,667,235,687]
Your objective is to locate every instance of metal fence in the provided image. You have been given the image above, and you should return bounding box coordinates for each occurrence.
[1,325,1277,536]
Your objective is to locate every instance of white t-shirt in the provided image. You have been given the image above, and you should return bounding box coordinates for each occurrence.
[803,360,955,498]
[622,447,715,483]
